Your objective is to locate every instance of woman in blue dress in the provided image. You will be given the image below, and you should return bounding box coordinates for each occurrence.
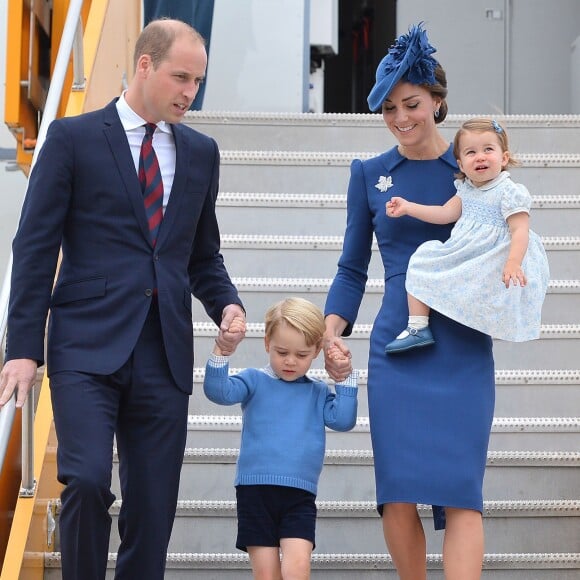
[323,24,494,579]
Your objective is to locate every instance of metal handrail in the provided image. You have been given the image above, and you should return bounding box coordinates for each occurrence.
[0,0,86,496]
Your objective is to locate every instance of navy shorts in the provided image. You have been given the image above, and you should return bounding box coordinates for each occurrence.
[235,485,317,552]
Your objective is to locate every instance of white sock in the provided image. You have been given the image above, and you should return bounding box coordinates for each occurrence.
[396,316,429,339]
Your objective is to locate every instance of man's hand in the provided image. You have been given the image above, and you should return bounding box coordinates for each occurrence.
[215,305,246,356]
[0,359,38,408]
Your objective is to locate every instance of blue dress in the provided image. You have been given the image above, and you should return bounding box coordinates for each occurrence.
[407,172,549,341]
[325,145,495,529]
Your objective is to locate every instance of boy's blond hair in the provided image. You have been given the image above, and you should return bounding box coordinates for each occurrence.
[264,298,325,347]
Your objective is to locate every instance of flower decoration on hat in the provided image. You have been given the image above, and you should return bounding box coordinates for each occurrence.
[375,175,393,192]
[367,22,439,112]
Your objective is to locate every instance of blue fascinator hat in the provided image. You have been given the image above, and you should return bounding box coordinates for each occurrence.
[367,22,439,112]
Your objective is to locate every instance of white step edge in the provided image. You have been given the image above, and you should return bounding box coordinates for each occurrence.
[44,551,580,570]
[219,150,580,166]
[193,321,580,339]
[187,415,580,433]
[100,499,580,518]
[217,192,580,209]
[186,110,580,127]
[227,277,579,294]
[166,449,580,466]
[219,234,580,251]
[193,368,580,384]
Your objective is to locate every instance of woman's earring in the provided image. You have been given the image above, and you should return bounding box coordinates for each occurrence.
[434,109,440,118]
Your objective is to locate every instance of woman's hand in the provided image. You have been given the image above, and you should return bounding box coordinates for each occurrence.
[323,335,352,382]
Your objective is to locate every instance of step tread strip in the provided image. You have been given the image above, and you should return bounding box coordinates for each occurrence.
[44,551,580,569]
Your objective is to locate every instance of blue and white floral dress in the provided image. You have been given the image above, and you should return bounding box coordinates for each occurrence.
[406,171,549,341]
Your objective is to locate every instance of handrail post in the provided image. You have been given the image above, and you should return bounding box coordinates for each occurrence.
[72,18,85,91]
[19,395,36,497]
[0,395,16,469]
[0,253,12,344]
[0,0,86,497]
[32,0,86,166]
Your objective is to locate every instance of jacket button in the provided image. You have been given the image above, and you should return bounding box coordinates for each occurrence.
[145,289,153,297]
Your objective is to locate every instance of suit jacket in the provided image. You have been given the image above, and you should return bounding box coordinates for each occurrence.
[6,99,242,393]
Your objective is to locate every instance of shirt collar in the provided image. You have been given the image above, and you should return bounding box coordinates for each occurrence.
[465,170,510,191]
[262,365,312,383]
[116,92,172,134]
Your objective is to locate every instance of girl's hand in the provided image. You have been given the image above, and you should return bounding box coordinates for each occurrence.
[503,259,527,288]
[386,196,409,218]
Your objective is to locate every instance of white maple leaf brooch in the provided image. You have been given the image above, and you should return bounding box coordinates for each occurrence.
[375,175,393,192]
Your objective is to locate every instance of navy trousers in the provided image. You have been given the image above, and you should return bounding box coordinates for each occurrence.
[50,302,189,580]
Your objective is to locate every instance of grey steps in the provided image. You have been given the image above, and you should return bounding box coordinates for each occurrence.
[189,369,580,418]
[215,192,580,237]
[192,277,580,326]
[192,321,580,370]
[43,551,580,579]
[185,111,580,154]
[186,415,580,452]
[216,234,580,279]
[218,151,580,194]
[48,499,577,554]
[108,449,580,502]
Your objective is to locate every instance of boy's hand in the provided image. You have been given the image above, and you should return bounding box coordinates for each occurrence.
[215,307,246,356]
[323,336,352,382]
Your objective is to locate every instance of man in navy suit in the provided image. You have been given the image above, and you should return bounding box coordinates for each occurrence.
[0,18,245,580]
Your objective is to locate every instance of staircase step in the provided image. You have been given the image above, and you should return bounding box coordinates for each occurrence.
[52,499,573,554]
[185,111,580,154]
[185,416,580,452]
[215,192,580,237]
[43,551,580,579]
[192,277,580,326]
[218,151,580,194]
[106,449,580,502]
[191,322,580,370]
[190,369,580,417]
[216,234,580,279]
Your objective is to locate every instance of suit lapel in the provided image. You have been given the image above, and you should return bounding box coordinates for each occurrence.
[102,100,152,245]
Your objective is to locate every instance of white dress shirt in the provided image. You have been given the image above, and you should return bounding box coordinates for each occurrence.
[116,93,176,213]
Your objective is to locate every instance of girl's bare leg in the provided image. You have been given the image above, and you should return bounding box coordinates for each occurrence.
[382,503,427,580]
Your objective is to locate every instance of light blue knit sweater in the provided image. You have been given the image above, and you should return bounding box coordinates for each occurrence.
[203,358,358,495]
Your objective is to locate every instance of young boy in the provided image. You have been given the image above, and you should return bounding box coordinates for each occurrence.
[204,297,358,580]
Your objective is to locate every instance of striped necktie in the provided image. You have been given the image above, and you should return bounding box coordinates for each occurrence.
[138,123,163,246]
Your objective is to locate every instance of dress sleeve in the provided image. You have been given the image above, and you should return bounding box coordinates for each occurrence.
[501,180,532,220]
[453,178,465,200]
[324,159,373,335]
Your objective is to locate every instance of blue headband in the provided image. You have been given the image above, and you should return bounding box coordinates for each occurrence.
[367,23,439,112]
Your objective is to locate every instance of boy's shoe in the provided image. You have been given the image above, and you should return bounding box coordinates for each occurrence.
[385,326,435,354]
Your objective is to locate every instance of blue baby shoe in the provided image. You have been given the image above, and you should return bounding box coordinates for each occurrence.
[385,326,435,354]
